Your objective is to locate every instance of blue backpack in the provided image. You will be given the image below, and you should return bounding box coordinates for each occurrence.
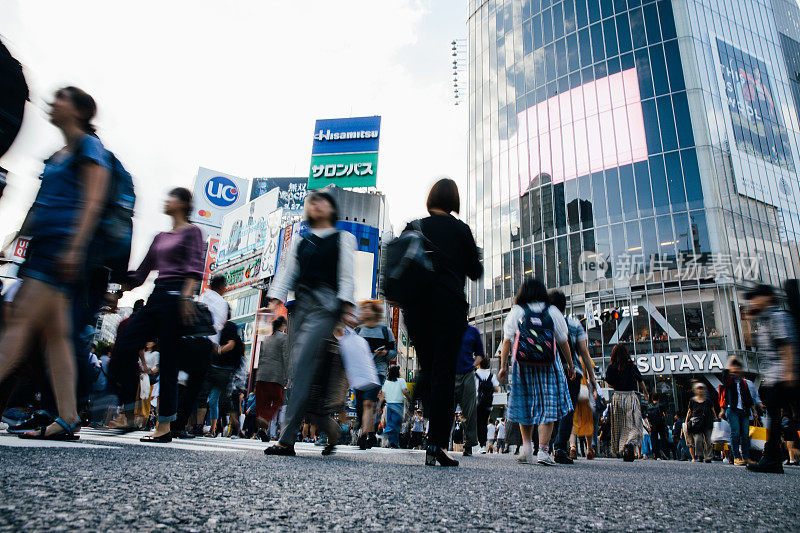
[513,305,556,367]
[79,140,135,283]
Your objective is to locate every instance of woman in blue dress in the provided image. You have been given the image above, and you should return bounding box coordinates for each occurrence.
[498,278,574,465]
[0,87,110,440]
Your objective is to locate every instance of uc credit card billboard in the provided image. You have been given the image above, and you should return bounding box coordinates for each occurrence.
[309,116,380,189]
[190,167,249,236]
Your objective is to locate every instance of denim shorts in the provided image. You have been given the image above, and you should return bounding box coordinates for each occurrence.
[20,234,75,293]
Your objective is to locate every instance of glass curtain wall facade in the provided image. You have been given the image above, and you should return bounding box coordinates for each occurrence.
[467,0,800,412]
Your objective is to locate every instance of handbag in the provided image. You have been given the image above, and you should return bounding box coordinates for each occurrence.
[578,384,590,402]
[182,300,216,337]
[138,373,151,400]
[337,327,381,391]
[710,418,731,443]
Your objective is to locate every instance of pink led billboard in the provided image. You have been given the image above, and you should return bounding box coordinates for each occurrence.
[498,68,648,201]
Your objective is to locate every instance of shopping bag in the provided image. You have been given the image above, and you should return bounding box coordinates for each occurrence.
[749,425,768,451]
[139,373,150,400]
[338,327,380,391]
[711,418,731,443]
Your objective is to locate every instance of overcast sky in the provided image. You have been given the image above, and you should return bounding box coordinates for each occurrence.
[0,1,467,301]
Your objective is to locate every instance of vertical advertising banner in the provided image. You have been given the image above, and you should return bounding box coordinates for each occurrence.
[715,38,798,207]
[200,238,220,293]
[308,116,381,190]
[190,167,249,237]
[259,209,286,279]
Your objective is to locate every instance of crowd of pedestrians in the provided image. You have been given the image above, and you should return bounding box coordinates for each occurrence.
[0,89,798,476]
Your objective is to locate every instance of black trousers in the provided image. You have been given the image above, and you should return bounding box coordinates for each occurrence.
[650,423,669,458]
[110,282,183,422]
[173,337,213,432]
[761,383,800,460]
[554,373,582,453]
[404,299,467,449]
[477,406,492,447]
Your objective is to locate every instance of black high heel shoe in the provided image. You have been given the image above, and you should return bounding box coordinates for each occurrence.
[425,445,459,467]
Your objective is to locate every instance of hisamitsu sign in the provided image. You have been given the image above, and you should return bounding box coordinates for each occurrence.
[308,116,380,190]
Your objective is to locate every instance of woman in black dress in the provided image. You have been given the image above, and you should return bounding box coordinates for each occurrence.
[402,178,483,467]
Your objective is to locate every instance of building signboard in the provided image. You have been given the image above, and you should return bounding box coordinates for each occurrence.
[190,167,249,237]
[223,256,262,291]
[714,37,799,208]
[259,209,285,280]
[308,116,380,190]
[217,189,279,265]
[634,351,727,375]
[250,177,308,213]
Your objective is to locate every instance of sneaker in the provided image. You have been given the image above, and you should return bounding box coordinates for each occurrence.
[7,411,53,434]
[553,449,574,465]
[747,457,784,474]
[733,458,745,466]
[462,446,472,457]
[0,422,7,431]
[257,429,270,443]
[367,433,378,449]
[722,457,730,464]
[480,446,487,454]
[537,450,556,465]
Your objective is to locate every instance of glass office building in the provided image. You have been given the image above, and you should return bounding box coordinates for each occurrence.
[466,0,800,410]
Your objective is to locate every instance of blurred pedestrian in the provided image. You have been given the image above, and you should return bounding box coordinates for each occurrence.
[380,365,410,449]
[453,324,484,456]
[264,191,356,457]
[718,356,754,466]
[685,381,714,462]
[111,187,204,443]
[254,316,290,442]
[200,317,244,437]
[498,278,574,466]
[475,355,499,453]
[355,300,395,449]
[1,87,110,440]
[550,290,598,464]
[172,274,228,439]
[402,178,482,467]
[743,284,799,474]
[605,344,649,461]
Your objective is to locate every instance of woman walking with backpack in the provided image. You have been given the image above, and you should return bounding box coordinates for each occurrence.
[400,178,482,467]
[0,87,110,440]
[497,278,574,466]
[605,344,649,461]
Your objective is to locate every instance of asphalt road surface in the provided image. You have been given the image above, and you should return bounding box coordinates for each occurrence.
[1,430,798,531]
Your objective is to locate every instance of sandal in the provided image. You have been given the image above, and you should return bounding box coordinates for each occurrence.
[19,417,80,441]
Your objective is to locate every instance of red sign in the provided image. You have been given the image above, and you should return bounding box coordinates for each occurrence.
[12,237,29,261]
[390,306,400,364]
[200,238,220,293]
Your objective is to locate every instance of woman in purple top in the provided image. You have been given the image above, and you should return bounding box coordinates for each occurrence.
[110,187,204,443]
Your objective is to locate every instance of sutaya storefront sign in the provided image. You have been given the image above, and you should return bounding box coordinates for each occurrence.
[635,351,726,375]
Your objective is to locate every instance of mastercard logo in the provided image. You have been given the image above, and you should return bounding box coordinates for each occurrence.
[198,210,212,218]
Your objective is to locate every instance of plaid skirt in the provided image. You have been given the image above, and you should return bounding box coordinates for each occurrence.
[610,391,642,455]
[507,355,573,425]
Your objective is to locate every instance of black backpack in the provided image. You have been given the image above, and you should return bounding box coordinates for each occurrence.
[77,139,136,283]
[477,372,495,409]
[383,220,435,306]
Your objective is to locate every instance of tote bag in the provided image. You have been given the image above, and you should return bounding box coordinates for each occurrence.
[338,327,380,391]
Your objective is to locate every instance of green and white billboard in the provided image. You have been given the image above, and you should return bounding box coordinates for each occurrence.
[308,116,380,190]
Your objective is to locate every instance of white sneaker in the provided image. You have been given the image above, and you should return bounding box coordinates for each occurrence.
[537,450,556,465]
[480,447,487,454]
[0,422,8,431]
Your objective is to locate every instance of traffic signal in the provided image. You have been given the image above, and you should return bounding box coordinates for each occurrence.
[599,308,621,323]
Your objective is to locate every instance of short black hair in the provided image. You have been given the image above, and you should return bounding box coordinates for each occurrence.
[745,283,775,300]
[210,274,227,292]
[133,299,145,312]
[549,289,567,314]
[387,364,401,381]
[426,178,460,214]
[479,356,490,369]
[515,277,549,306]
[272,316,286,332]
[305,190,339,223]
